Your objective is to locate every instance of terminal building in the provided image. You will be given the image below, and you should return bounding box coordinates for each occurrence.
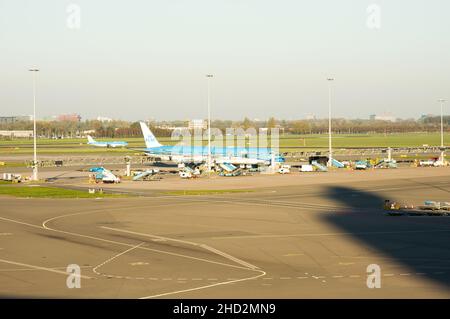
[0,130,33,138]
[57,114,81,122]
[369,113,397,122]
[188,119,207,130]
[0,115,32,124]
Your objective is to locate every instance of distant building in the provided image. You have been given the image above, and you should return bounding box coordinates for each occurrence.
[0,115,32,124]
[419,114,434,121]
[57,114,81,122]
[188,119,207,130]
[0,130,33,138]
[96,116,113,123]
[155,124,188,131]
[369,113,396,122]
[305,113,316,120]
[83,129,96,136]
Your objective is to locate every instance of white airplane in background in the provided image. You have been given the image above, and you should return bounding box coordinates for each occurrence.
[87,135,128,148]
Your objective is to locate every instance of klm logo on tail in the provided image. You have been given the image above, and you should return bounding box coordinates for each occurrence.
[145,135,156,143]
[140,122,162,148]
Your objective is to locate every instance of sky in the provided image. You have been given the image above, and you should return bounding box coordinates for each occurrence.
[0,0,449,121]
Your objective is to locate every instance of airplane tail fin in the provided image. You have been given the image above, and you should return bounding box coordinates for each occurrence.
[87,135,96,144]
[139,122,162,148]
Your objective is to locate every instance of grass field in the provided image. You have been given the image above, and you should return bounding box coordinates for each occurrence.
[0,185,126,198]
[281,133,449,149]
[0,161,27,167]
[0,132,448,155]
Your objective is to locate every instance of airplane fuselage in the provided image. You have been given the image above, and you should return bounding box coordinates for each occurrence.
[142,145,284,164]
[88,141,128,148]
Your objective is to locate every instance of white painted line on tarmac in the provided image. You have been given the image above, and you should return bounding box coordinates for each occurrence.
[0,258,92,279]
[0,265,92,272]
[211,229,450,240]
[101,226,259,270]
[2,206,267,299]
[283,253,304,257]
[92,242,145,276]
[199,244,258,270]
[1,216,255,279]
[139,270,266,299]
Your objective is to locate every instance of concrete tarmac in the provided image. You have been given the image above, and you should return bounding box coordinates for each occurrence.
[1,168,450,298]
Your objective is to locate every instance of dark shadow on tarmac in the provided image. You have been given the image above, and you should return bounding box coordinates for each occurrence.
[324,186,450,290]
[146,162,178,168]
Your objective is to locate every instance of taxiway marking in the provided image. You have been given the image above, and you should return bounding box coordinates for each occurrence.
[101,226,258,270]
[0,215,265,298]
[0,258,92,279]
[93,242,145,276]
[211,229,450,240]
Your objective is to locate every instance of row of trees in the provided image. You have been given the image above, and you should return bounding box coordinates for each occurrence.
[1,116,450,138]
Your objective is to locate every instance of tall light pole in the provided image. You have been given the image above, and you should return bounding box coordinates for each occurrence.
[206,74,213,176]
[327,77,334,167]
[29,68,39,181]
[439,98,446,163]
[439,99,446,147]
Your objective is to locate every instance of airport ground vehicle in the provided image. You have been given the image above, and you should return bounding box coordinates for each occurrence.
[179,171,193,178]
[299,164,314,172]
[1,173,22,183]
[88,167,121,183]
[218,163,242,176]
[419,201,450,210]
[331,158,345,168]
[278,165,291,174]
[384,199,450,216]
[311,161,328,172]
[355,160,371,170]
[177,163,201,178]
[419,159,436,167]
[375,159,397,168]
[132,169,160,181]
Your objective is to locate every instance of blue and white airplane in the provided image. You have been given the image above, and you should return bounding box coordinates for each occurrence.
[139,122,284,165]
[87,135,128,148]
